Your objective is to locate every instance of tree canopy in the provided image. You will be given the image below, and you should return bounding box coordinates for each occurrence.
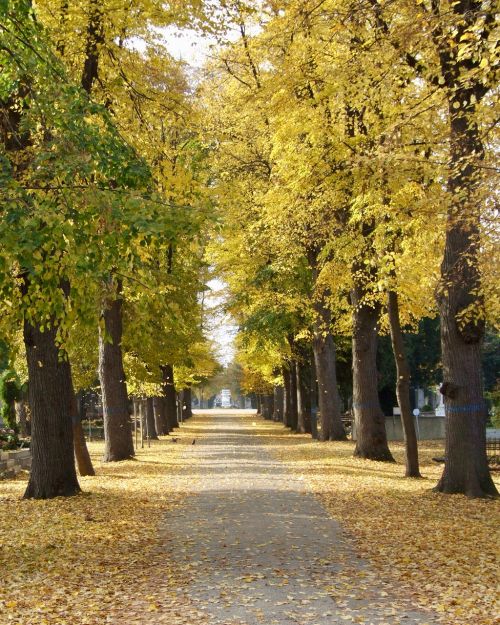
[1,0,498,498]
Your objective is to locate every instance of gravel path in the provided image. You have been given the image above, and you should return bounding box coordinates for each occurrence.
[160,411,437,625]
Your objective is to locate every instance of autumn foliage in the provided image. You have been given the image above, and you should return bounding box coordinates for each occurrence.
[0,0,499,621]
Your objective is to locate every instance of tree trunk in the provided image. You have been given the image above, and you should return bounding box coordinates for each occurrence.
[262,395,268,419]
[69,388,94,477]
[132,397,139,448]
[289,361,298,432]
[260,394,267,419]
[138,399,145,446]
[81,0,104,94]
[268,393,275,420]
[310,357,319,440]
[15,400,28,438]
[98,294,134,462]
[23,320,80,499]
[73,420,95,476]
[434,109,496,495]
[351,286,394,462]
[296,358,312,434]
[161,364,178,430]
[153,396,169,435]
[72,387,95,476]
[265,395,271,419]
[144,397,158,440]
[387,290,420,477]
[308,247,345,440]
[313,330,345,441]
[437,317,495,496]
[432,2,497,497]
[283,366,292,428]
[182,388,193,420]
[81,11,133,461]
[273,386,283,422]
[264,393,274,420]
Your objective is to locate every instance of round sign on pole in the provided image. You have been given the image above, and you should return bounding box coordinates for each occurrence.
[413,408,420,417]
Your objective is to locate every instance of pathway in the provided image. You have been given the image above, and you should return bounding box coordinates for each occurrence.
[159,411,437,625]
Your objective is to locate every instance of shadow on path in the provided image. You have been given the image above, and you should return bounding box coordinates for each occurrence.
[160,411,437,625]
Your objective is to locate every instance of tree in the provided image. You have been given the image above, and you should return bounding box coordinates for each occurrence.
[428,0,499,496]
[357,0,499,493]
[0,370,22,438]
[1,1,153,496]
[201,11,348,439]
[36,0,214,461]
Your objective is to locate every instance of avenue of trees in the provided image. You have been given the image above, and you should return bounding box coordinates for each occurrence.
[0,0,498,499]
[1,0,219,497]
[202,0,499,496]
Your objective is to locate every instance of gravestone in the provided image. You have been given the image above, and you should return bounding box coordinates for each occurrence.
[435,389,445,417]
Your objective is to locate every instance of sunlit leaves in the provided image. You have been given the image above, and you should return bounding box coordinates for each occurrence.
[274,434,500,625]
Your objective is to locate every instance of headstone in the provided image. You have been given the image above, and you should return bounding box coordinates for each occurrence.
[435,388,445,417]
[416,387,425,409]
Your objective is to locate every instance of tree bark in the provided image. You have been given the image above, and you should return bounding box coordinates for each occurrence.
[309,247,345,440]
[15,400,28,438]
[72,387,95,476]
[23,320,80,499]
[310,356,319,440]
[70,385,95,477]
[161,364,178,429]
[261,394,268,419]
[263,393,274,420]
[260,394,268,419]
[296,358,312,434]
[283,366,292,428]
[435,113,494,493]
[81,0,104,94]
[138,399,145,446]
[81,1,132,462]
[98,293,134,462]
[273,386,284,422]
[153,396,169,435]
[182,388,193,420]
[387,290,420,477]
[144,397,158,440]
[268,393,275,420]
[351,286,394,461]
[73,420,95,476]
[313,330,345,441]
[432,0,497,497]
[289,361,298,432]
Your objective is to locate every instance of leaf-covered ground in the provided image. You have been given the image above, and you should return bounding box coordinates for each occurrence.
[153,411,440,625]
[271,432,500,625]
[1,413,498,625]
[0,433,204,625]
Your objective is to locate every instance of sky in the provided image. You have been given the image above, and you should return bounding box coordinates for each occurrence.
[204,279,237,366]
[160,25,213,68]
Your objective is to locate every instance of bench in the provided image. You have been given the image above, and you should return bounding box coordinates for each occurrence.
[432,438,500,469]
[486,438,500,467]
